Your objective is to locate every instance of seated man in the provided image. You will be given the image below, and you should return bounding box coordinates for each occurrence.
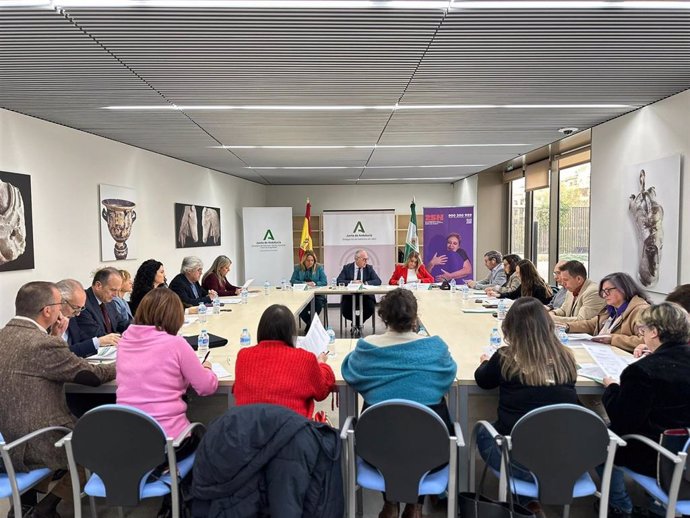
[169,256,217,308]
[547,260,568,311]
[551,260,605,324]
[466,250,506,290]
[336,249,382,336]
[52,279,121,358]
[73,267,130,344]
[0,281,115,518]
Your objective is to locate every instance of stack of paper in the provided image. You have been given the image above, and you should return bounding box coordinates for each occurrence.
[583,344,633,382]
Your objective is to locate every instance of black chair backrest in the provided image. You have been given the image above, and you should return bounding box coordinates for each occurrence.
[71,405,166,507]
[355,400,449,504]
[510,404,609,506]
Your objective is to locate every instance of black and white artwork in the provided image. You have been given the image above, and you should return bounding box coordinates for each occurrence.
[624,154,680,294]
[0,171,34,272]
[175,203,221,248]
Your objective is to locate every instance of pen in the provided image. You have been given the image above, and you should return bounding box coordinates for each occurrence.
[202,350,211,364]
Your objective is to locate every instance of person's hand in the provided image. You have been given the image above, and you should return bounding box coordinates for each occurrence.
[486,289,498,297]
[317,352,329,363]
[208,290,218,300]
[466,280,477,289]
[428,253,447,269]
[602,376,617,387]
[306,281,316,287]
[633,343,651,358]
[480,353,490,363]
[51,313,69,337]
[98,333,121,347]
[202,361,213,369]
[591,334,612,345]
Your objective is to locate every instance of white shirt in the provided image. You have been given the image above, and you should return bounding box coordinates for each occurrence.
[14,315,47,333]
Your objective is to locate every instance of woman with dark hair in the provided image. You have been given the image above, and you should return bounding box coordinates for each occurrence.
[342,288,457,518]
[233,304,335,418]
[601,302,690,516]
[488,259,552,304]
[488,253,521,295]
[129,259,166,314]
[201,255,240,297]
[290,250,328,330]
[567,272,650,352]
[474,297,579,514]
[388,251,434,285]
[427,232,473,282]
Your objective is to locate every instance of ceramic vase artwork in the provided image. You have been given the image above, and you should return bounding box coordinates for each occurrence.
[101,198,137,260]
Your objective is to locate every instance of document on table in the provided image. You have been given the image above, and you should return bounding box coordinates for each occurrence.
[87,346,117,362]
[462,308,496,314]
[577,363,606,383]
[296,315,329,356]
[346,282,363,291]
[211,363,232,379]
[363,284,394,291]
[292,283,307,291]
[567,333,594,341]
[217,297,242,304]
[583,344,633,381]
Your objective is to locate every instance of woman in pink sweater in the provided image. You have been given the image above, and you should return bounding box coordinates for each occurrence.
[116,288,219,439]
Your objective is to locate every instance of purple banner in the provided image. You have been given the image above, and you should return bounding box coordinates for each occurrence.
[423,207,475,283]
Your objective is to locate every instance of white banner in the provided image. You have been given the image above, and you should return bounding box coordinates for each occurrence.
[323,209,396,287]
[242,207,294,287]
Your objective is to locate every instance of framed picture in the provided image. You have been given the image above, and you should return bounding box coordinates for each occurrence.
[0,170,35,272]
[99,184,137,261]
[175,204,221,248]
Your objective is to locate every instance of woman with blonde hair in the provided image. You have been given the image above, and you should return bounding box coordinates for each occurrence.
[290,250,328,331]
[388,251,434,285]
[202,255,240,297]
[113,269,134,322]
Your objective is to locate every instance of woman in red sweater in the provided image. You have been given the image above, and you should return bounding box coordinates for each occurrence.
[201,255,240,296]
[233,304,335,419]
[388,251,434,285]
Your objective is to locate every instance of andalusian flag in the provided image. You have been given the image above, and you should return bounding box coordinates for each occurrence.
[299,199,313,260]
[404,198,419,262]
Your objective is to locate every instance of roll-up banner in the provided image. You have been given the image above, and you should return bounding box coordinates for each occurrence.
[242,207,294,287]
[423,207,475,283]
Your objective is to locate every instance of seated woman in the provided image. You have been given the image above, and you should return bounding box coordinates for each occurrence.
[201,255,240,297]
[488,259,552,305]
[290,250,327,331]
[342,288,457,518]
[474,297,579,514]
[112,268,134,323]
[388,251,434,285]
[116,287,219,444]
[601,302,690,517]
[129,259,166,314]
[487,253,521,295]
[233,304,335,418]
[566,272,650,352]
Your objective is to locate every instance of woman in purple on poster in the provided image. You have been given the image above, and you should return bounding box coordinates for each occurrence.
[427,232,473,282]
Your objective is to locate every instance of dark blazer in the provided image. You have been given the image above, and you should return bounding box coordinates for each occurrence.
[169,273,212,308]
[603,341,690,476]
[65,317,98,358]
[336,262,382,287]
[74,287,128,342]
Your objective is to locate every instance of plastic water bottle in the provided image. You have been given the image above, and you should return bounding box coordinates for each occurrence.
[239,328,251,348]
[497,299,507,320]
[241,287,249,305]
[487,327,501,356]
[558,327,570,346]
[418,324,428,336]
[398,276,404,288]
[263,280,270,295]
[450,278,457,293]
[330,277,337,289]
[462,284,470,300]
[197,328,209,358]
[198,302,207,324]
[326,326,336,345]
[212,297,221,315]
[281,279,287,290]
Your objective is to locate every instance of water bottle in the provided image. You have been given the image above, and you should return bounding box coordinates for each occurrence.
[281,279,287,290]
[450,278,456,293]
[241,287,249,305]
[461,284,470,300]
[197,328,209,358]
[326,326,336,345]
[330,277,337,289]
[263,280,270,295]
[239,328,251,348]
[558,327,570,346]
[487,327,501,356]
[398,276,404,288]
[212,297,221,315]
[418,324,428,336]
[497,299,507,320]
[198,302,207,324]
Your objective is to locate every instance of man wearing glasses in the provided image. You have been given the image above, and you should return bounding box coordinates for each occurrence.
[336,249,382,337]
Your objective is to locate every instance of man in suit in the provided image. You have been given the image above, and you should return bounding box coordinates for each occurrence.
[551,260,606,324]
[336,249,382,337]
[0,281,115,518]
[73,267,129,345]
[51,279,120,358]
[169,256,217,308]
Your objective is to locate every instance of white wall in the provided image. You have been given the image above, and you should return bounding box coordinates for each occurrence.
[0,108,266,324]
[590,89,690,295]
[453,175,478,208]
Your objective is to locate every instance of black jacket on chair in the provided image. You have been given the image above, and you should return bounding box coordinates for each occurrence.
[191,404,343,518]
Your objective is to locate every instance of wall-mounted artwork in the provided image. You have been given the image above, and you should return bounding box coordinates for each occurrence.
[0,171,35,272]
[175,204,221,248]
[100,184,137,261]
[623,154,681,294]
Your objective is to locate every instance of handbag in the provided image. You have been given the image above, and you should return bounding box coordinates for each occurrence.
[657,428,690,499]
[458,435,535,518]
[183,333,228,351]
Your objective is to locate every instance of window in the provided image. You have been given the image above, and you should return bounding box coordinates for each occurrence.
[510,177,526,256]
[532,186,550,280]
[558,163,591,272]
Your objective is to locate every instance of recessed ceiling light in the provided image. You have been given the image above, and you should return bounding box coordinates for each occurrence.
[346,177,461,181]
[244,164,483,169]
[212,143,529,149]
[52,0,451,8]
[104,103,633,111]
[450,1,690,8]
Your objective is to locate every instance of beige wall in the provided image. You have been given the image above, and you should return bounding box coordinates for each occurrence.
[476,170,507,266]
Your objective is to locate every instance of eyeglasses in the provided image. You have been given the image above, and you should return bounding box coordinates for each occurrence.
[64,299,85,315]
[552,271,560,276]
[599,287,618,297]
[356,256,369,262]
[636,324,651,336]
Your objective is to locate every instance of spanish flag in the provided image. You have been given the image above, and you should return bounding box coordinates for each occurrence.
[299,199,313,260]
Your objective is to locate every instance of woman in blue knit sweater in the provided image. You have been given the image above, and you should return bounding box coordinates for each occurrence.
[342,288,457,518]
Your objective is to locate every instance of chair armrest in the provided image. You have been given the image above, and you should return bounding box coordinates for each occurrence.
[340,416,355,440]
[54,432,73,449]
[621,434,683,462]
[452,422,465,447]
[607,429,627,447]
[1,426,71,451]
[172,422,206,448]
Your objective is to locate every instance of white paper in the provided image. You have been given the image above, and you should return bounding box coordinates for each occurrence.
[87,346,117,361]
[577,363,606,383]
[217,297,242,304]
[346,282,363,291]
[292,283,307,291]
[567,333,594,341]
[211,363,232,379]
[242,278,255,289]
[583,344,633,380]
[296,315,329,356]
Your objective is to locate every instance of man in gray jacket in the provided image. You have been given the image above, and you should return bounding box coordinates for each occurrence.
[466,250,507,290]
[551,261,606,324]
